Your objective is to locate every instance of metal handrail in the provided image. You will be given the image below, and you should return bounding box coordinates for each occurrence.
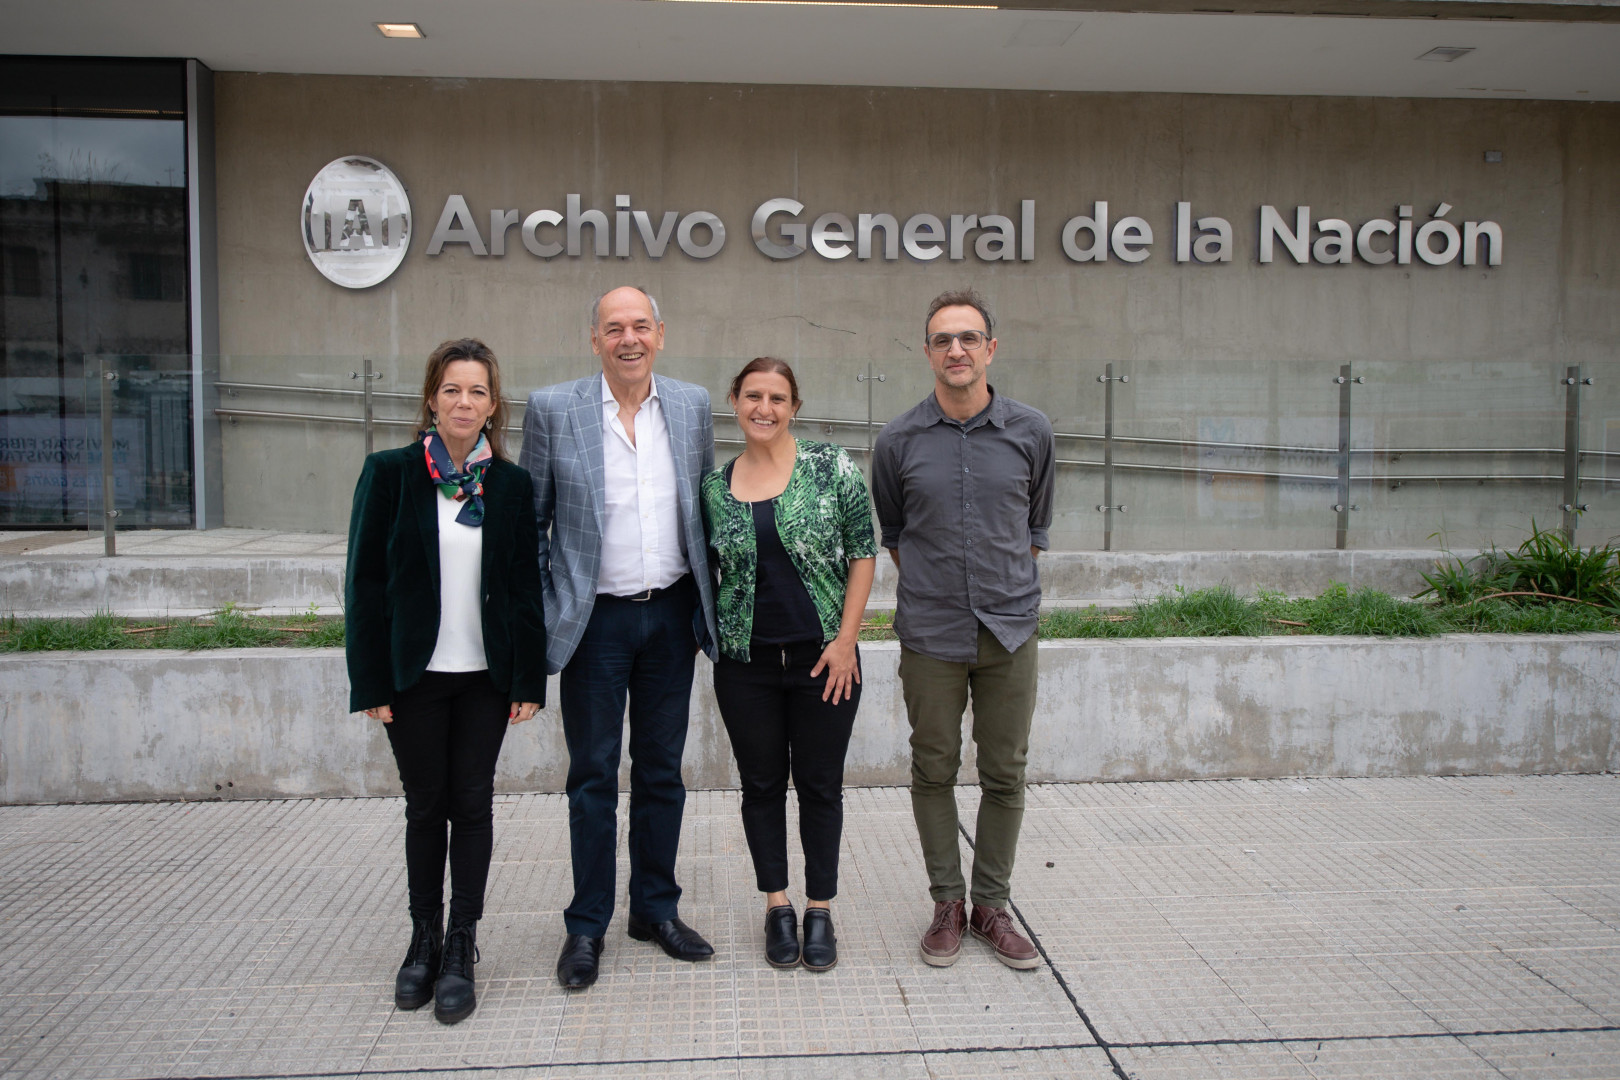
[213,407,1619,485]
[215,377,1620,462]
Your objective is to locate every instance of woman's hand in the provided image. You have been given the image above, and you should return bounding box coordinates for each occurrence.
[365,705,393,723]
[510,701,540,725]
[810,635,861,705]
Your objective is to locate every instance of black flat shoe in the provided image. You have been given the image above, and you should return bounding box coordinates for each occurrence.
[626,913,715,961]
[802,908,837,972]
[556,933,604,990]
[433,919,479,1024]
[395,907,443,1010]
[764,905,800,969]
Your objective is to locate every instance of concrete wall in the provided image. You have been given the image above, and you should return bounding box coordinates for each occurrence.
[212,74,1620,549]
[0,548,1458,618]
[3,636,1614,804]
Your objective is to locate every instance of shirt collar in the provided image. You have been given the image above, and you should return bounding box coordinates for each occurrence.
[923,386,1004,429]
[600,372,660,409]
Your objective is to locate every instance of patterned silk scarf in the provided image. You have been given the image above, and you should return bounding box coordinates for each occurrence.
[421,427,492,527]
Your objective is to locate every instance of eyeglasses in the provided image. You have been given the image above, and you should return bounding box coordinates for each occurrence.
[925,330,989,353]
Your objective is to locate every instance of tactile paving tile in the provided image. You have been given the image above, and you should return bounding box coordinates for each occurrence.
[1284,1034,1519,1078]
[1205,954,1448,1039]
[894,959,1095,1051]
[1145,894,1343,960]
[2,777,1618,1080]
[1545,886,1620,932]
[1462,1030,1620,1079]
[1112,1041,1319,1079]
[919,1045,1118,1078]
[1357,949,1611,1031]
[1499,946,1620,1024]
[1044,958,1275,1045]
[1016,895,1199,964]
[1097,841,1269,899]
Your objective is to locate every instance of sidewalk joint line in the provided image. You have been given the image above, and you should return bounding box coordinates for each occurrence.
[71,1027,1620,1080]
[957,820,1131,1080]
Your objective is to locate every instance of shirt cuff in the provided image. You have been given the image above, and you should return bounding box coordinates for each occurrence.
[1029,527,1050,550]
[880,526,901,548]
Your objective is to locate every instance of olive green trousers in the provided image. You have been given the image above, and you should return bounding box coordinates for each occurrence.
[899,624,1038,909]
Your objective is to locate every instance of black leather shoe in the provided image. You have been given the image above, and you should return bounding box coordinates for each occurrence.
[433,919,479,1024]
[395,906,443,1010]
[556,933,604,990]
[626,913,714,961]
[764,905,800,969]
[802,907,837,972]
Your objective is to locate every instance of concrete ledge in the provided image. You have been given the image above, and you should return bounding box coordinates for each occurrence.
[2,634,1613,803]
[0,557,347,618]
[1,548,1454,617]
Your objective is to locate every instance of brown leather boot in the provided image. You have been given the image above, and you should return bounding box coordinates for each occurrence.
[919,899,967,967]
[970,904,1040,970]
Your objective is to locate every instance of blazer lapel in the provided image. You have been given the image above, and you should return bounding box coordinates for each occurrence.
[569,375,606,529]
[658,376,695,533]
[406,450,441,596]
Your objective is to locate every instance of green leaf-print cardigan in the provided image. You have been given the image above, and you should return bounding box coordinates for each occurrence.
[700,439,879,663]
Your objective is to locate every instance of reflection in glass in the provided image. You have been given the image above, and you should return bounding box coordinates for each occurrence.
[0,115,190,526]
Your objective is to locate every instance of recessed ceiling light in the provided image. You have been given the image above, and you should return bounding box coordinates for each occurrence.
[1417,46,1474,62]
[376,22,425,38]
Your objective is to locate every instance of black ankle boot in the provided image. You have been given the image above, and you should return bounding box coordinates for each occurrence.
[395,907,443,1010]
[802,907,837,972]
[434,918,479,1024]
[764,905,800,969]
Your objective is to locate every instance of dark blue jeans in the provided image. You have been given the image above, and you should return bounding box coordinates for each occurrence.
[559,577,699,938]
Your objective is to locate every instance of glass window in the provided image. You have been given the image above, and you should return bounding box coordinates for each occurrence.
[0,59,191,527]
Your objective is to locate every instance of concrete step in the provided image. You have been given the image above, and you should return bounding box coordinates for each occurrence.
[2,543,1453,618]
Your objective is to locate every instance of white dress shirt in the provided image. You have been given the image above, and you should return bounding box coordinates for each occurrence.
[426,490,488,672]
[597,374,686,596]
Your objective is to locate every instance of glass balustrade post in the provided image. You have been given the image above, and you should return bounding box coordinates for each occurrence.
[1334,363,1361,550]
[1562,364,1590,543]
[99,363,119,557]
[856,361,884,459]
[1096,362,1127,551]
[351,357,381,455]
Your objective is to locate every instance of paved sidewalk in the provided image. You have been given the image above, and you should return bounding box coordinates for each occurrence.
[2,776,1618,1080]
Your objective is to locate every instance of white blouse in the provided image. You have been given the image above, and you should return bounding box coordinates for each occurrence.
[426,490,487,672]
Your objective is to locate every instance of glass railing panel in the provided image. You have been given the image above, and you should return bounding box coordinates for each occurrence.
[92,355,195,530]
[1355,359,1570,552]
[214,355,370,534]
[1574,357,1620,547]
[1104,360,1344,552]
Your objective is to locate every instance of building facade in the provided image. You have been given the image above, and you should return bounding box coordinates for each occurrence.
[5,2,1618,549]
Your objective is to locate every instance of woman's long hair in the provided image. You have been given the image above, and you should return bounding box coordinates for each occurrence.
[417,338,509,461]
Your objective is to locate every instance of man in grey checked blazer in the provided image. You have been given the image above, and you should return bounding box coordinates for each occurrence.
[520,286,719,991]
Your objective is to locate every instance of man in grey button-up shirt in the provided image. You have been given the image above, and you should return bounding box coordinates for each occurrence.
[871,288,1054,973]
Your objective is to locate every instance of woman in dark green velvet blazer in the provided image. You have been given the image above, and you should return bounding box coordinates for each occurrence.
[344,339,545,1026]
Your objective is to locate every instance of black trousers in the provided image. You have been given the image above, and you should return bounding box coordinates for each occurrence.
[384,670,510,924]
[713,640,860,901]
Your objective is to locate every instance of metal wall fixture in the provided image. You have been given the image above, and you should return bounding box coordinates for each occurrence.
[1095,363,1129,552]
[212,364,1615,550]
[100,365,120,557]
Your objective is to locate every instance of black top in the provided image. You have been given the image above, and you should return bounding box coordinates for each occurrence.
[727,460,824,646]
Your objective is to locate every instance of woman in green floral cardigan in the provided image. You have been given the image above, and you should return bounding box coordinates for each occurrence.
[701,357,877,973]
